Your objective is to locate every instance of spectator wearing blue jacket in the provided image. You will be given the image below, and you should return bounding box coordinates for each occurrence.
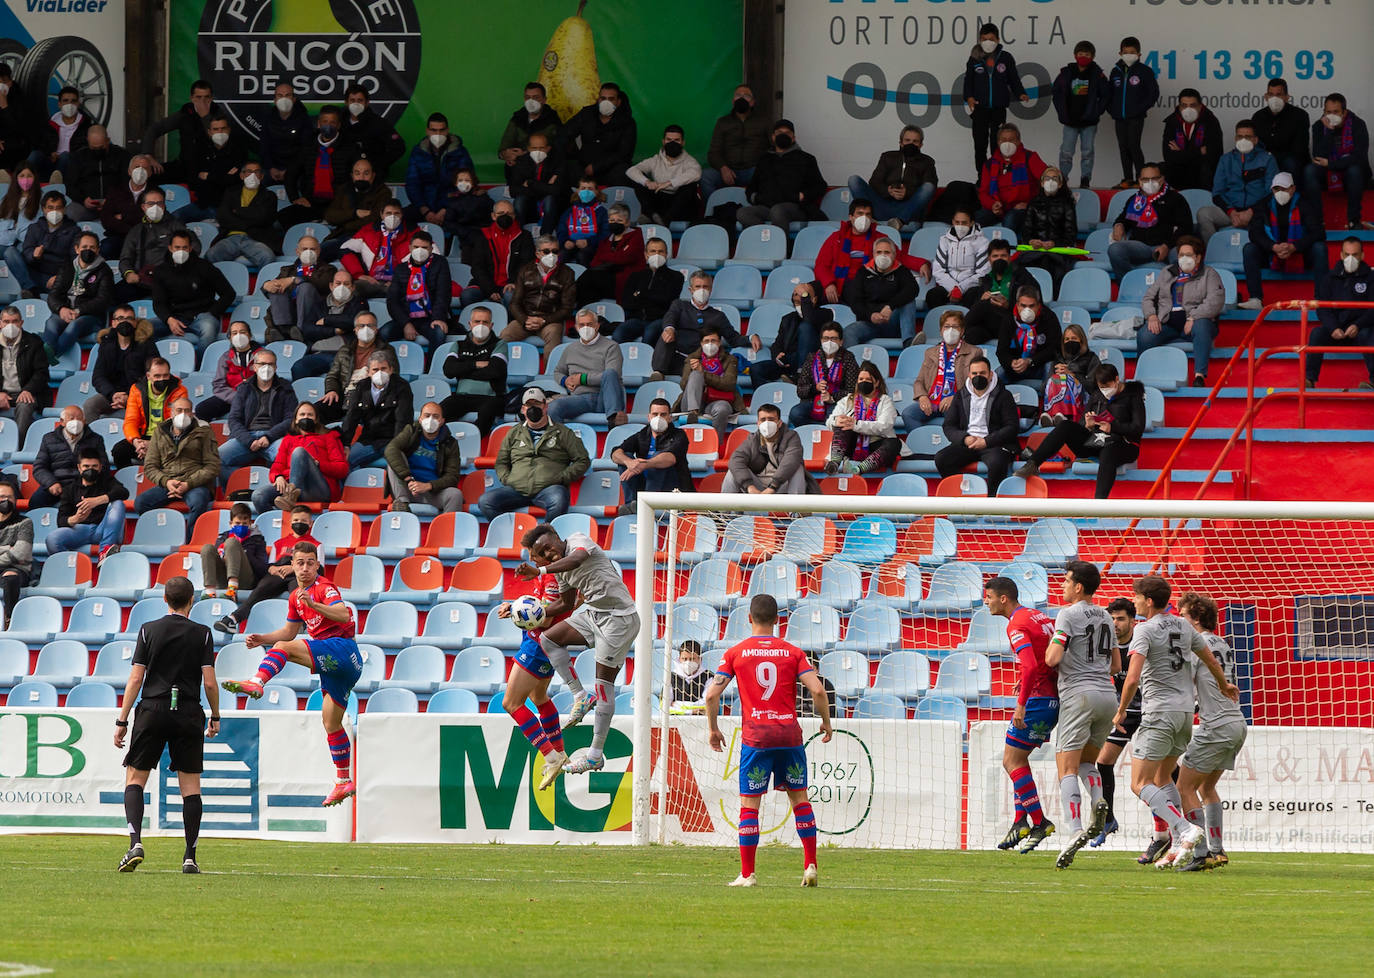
[1305,94,1371,230]
[1196,121,1278,241]
[555,178,609,267]
[1052,41,1111,188]
[404,112,474,229]
[1107,37,1159,188]
[1239,172,1327,310]
[960,23,1029,173]
[219,347,298,478]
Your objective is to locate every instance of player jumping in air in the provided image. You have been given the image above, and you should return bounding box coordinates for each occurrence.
[706,594,833,888]
[221,541,363,807]
[518,523,641,780]
[1091,597,1140,848]
[1174,592,1247,871]
[1115,576,1238,869]
[983,577,1058,853]
[497,566,579,791]
[1045,560,1118,869]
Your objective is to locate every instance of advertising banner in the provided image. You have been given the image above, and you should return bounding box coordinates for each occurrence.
[0,0,126,141]
[783,0,1374,185]
[967,721,1374,853]
[0,708,351,842]
[357,714,962,848]
[168,0,744,182]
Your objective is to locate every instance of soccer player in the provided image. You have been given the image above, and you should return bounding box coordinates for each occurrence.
[518,523,641,779]
[221,541,363,807]
[1175,591,1247,871]
[1114,576,1237,869]
[1045,560,1118,869]
[1090,597,1139,848]
[983,577,1058,853]
[705,593,833,887]
[497,564,579,791]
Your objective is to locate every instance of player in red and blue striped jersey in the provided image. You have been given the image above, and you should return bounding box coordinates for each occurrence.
[497,570,580,791]
[984,577,1059,853]
[705,594,833,888]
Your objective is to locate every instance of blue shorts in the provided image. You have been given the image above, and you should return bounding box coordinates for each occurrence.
[308,636,363,707]
[1006,696,1060,751]
[739,745,808,796]
[513,634,553,681]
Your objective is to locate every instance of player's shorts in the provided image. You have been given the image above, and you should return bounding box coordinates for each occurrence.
[1133,710,1194,761]
[1054,686,1118,752]
[1181,718,1247,773]
[514,634,554,680]
[124,699,205,773]
[307,636,364,707]
[739,744,808,795]
[1005,696,1059,750]
[1106,708,1143,747]
[565,606,640,671]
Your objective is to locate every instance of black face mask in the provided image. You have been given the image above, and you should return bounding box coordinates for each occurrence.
[0,500,12,515]
[991,259,1010,275]
[298,417,317,432]
[152,379,171,394]
[1063,340,1082,358]
[607,222,626,236]
[774,133,794,151]
[495,213,515,229]
[525,405,545,423]
[81,469,99,484]
[318,124,338,140]
[856,381,875,397]
[291,521,310,536]
[732,97,750,115]
[970,375,991,391]
[663,142,684,159]
[353,180,371,194]
[901,143,921,158]
[79,248,97,264]
[116,321,134,337]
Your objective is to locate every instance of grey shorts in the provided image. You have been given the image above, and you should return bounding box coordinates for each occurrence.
[1054,687,1118,753]
[1181,719,1247,773]
[1133,711,1194,762]
[566,606,641,672]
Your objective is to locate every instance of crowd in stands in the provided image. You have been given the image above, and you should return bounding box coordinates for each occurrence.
[0,26,1366,639]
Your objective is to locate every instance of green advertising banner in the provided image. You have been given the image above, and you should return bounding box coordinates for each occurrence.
[169,0,744,182]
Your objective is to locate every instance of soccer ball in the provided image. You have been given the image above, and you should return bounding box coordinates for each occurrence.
[509,595,547,631]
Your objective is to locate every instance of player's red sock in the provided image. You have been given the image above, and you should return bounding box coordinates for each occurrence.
[326,729,351,780]
[1010,766,1044,826]
[509,704,551,755]
[793,802,818,868]
[257,647,287,682]
[535,699,564,754]
[739,806,759,877]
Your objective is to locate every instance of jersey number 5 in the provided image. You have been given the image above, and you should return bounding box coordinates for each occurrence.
[1167,632,1185,671]
[755,661,777,700]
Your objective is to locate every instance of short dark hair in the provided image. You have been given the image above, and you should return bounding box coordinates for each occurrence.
[1178,592,1219,631]
[427,111,449,126]
[987,238,1012,254]
[1179,87,1202,103]
[1234,120,1257,136]
[952,209,974,223]
[169,230,194,247]
[649,397,671,412]
[411,229,433,246]
[1074,40,1096,57]
[1120,36,1141,52]
[663,124,684,138]
[900,124,923,140]
[1134,574,1172,610]
[678,639,702,656]
[985,576,1019,603]
[1106,597,1135,618]
[969,355,992,372]
[58,85,80,99]
[645,236,668,250]
[600,82,623,96]
[521,522,559,550]
[77,231,100,248]
[138,187,165,205]
[1268,78,1289,95]
[78,448,103,465]
[1326,92,1347,111]
[1065,559,1102,595]
[756,403,781,421]
[230,502,253,521]
[316,104,343,123]
[979,22,999,38]
[1343,235,1363,249]
[291,541,319,562]
[749,593,779,626]
[345,83,368,100]
[819,321,843,339]
[190,79,212,94]
[1014,285,1043,305]
[165,576,195,609]
[525,81,546,96]
[40,191,66,209]
[1094,362,1120,385]
[291,504,313,518]
[848,197,873,215]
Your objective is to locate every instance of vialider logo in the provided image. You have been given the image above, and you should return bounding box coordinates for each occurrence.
[196,0,422,141]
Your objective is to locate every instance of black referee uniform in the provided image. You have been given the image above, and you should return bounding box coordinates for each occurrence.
[125,614,216,773]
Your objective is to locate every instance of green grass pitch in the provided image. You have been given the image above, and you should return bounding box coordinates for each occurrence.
[4,837,1374,976]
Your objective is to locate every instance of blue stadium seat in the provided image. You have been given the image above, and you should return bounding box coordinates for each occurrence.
[876,473,929,499]
[445,646,505,696]
[64,596,121,645]
[984,225,1018,247]
[379,645,446,694]
[918,562,984,614]
[721,606,754,645]
[907,226,946,262]
[427,687,482,714]
[1072,189,1101,233]
[584,299,625,324]
[870,650,931,702]
[820,187,852,222]
[911,693,968,730]
[676,225,729,270]
[368,511,421,560]
[892,345,930,381]
[1116,266,1164,307]
[568,471,622,518]
[190,598,239,639]
[934,652,992,700]
[28,550,91,600]
[66,681,117,708]
[601,185,641,223]
[11,419,52,464]
[281,222,329,258]
[837,516,897,564]
[1098,189,1136,229]
[90,641,136,686]
[27,507,60,559]
[745,557,801,609]
[5,595,62,644]
[30,640,90,688]
[457,302,509,334]
[956,610,1012,655]
[742,380,800,423]
[117,597,168,643]
[601,516,639,564]
[0,639,28,690]
[865,561,923,611]
[1053,305,1091,334]
[306,687,360,720]
[359,601,420,650]
[477,611,525,651]
[312,510,361,561]
[684,557,744,611]
[1135,346,1187,391]
[7,680,59,707]
[241,599,289,637]
[505,341,540,385]
[705,187,748,215]
[1056,267,1110,312]
[1024,265,1054,303]
[663,599,720,649]
[410,375,452,405]
[1205,228,1250,275]
[763,264,815,302]
[126,510,187,556]
[1020,517,1078,565]
[789,226,832,265]
[616,341,655,387]
[818,649,870,701]
[998,560,1049,607]
[421,601,479,650]
[337,554,386,606]
[782,599,841,651]
[214,261,251,297]
[391,339,426,380]
[1143,385,1164,430]
[155,336,197,376]
[733,224,787,270]
[248,686,298,711]
[367,686,420,713]
[711,263,763,310]
[815,559,863,612]
[274,658,317,693]
[853,692,907,719]
[843,604,903,653]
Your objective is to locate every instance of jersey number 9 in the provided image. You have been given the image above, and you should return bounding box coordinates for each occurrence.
[756,661,777,700]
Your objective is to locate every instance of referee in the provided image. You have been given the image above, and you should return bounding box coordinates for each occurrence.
[113,576,219,874]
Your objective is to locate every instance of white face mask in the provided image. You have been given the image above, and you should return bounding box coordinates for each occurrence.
[170,249,190,265]
[980,39,998,54]
[256,364,276,382]
[131,167,148,185]
[211,131,229,147]
[332,284,352,302]
[371,369,390,388]
[0,324,18,342]
[873,253,894,272]
[275,97,293,114]
[1042,179,1061,195]
[700,342,720,357]
[1099,385,1116,400]
[1267,96,1286,114]
[429,133,447,148]
[0,83,8,96]
[65,419,83,437]
[757,420,778,439]
[529,149,548,164]
[411,247,431,263]
[539,252,558,270]
[1180,107,1199,124]
[952,223,971,238]
[1140,180,1162,196]
[172,413,192,431]
[1234,139,1255,155]
[942,327,961,346]
[1018,306,1038,324]
[649,415,669,434]
[1177,255,1197,273]
[1327,113,1344,128]
[1344,254,1361,274]
[420,416,442,435]
[456,180,473,193]
[356,326,376,345]
[1121,53,1139,66]
[382,213,401,231]
[45,210,63,226]
[1273,189,1292,207]
[599,99,616,116]
[348,101,365,117]
[60,102,78,119]
[851,214,871,234]
[243,173,261,190]
[1000,141,1018,158]
[646,253,666,270]
[230,332,251,351]
[524,98,542,115]
[578,325,598,343]
[299,248,318,266]
[692,287,710,305]
[821,340,839,356]
[469,323,491,343]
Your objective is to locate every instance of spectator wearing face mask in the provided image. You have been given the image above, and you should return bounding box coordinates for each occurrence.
[1041,323,1101,426]
[149,231,234,352]
[439,166,493,258]
[1052,41,1111,189]
[904,310,977,430]
[30,404,108,509]
[405,111,475,228]
[975,123,1048,235]
[848,126,940,228]
[652,271,750,378]
[280,105,359,227]
[611,397,691,515]
[96,155,154,259]
[561,83,637,187]
[748,281,834,387]
[134,397,221,541]
[113,356,186,469]
[1240,172,1327,310]
[556,179,609,268]
[1250,78,1310,177]
[65,124,130,223]
[341,84,406,177]
[340,349,413,467]
[550,309,628,428]
[253,402,348,513]
[383,401,464,513]
[1306,93,1371,230]
[674,325,743,443]
[575,203,643,307]
[480,388,590,521]
[200,503,269,600]
[1196,122,1278,242]
[508,130,569,236]
[17,191,79,297]
[1162,90,1224,192]
[701,86,771,205]
[961,23,1030,173]
[506,235,578,350]
[935,356,1019,494]
[44,449,127,563]
[440,306,507,436]
[1107,165,1194,278]
[220,347,297,475]
[1306,237,1374,390]
[791,322,857,428]
[1017,166,1079,291]
[842,238,922,347]
[628,125,702,225]
[141,79,221,184]
[958,239,1041,345]
[1139,235,1225,387]
[1108,37,1159,189]
[177,116,247,221]
[117,188,192,302]
[43,231,114,361]
[197,320,262,422]
[497,82,563,176]
[996,287,1062,388]
[384,229,451,349]
[738,119,827,228]
[815,199,883,304]
[211,505,320,635]
[0,67,34,175]
[323,157,392,249]
[309,313,392,424]
[0,304,49,442]
[258,83,311,185]
[824,362,900,475]
[262,236,332,343]
[85,305,156,421]
[668,640,711,708]
[926,210,991,309]
[42,86,93,176]
[0,165,42,280]
[205,162,280,270]
[722,403,818,495]
[339,200,414,300]
[464,199,533,308]
[612,236,682,344]
[0,478,34,629]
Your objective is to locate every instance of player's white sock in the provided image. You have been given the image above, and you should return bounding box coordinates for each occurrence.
[588,678,615,760]
[1059,775,1083,832]
[1204,801,1224,852]
[541,636,585,695]
[1139,784,1187,834]
[1163,782,1185,834]
[1077,762,1103,808]
[1186,807,1204,827]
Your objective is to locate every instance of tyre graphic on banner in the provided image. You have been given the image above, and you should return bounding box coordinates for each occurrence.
[0,2,121,134]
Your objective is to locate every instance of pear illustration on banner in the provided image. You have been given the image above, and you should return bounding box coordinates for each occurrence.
[538,0,601,122]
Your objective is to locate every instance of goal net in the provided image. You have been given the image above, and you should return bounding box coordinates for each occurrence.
[628,494,1374,854]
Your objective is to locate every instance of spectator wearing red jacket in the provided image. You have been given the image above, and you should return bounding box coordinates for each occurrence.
[814,199,883,304]
[338,200,414,299]
[975,123,1048,236]
[462,198,534,307]
[576,205,645,306]
[252,401,348,512]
